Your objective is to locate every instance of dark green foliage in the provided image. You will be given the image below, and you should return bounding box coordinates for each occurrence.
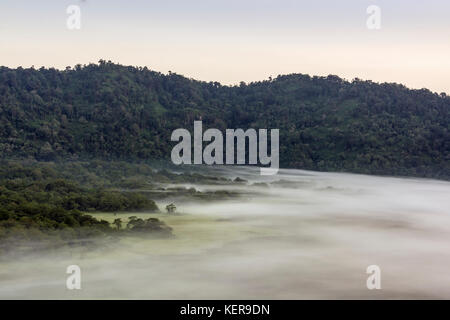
[126,216,172,236]
[0,61,448,179]
[165,203,176,214]
[112,218,122,230]
[0,162,167,250]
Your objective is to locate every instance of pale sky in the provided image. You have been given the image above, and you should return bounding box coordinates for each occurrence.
[1,0,450,93]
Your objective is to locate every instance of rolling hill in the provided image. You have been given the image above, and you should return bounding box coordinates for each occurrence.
[0,60,448,179]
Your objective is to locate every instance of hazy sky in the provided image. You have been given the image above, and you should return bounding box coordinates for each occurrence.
[1,0,449,93]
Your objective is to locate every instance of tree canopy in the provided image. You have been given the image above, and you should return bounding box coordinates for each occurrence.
[0,61,448,179]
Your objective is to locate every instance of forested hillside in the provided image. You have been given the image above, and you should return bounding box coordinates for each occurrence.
[0,60,448,179]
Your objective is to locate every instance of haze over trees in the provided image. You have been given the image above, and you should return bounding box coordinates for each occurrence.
[0,60,448,179]
[0,159,246,251]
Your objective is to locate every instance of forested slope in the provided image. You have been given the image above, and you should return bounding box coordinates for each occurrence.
[0,61,448,179]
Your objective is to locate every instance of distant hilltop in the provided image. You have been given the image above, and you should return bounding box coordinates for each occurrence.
[0,61,448,179]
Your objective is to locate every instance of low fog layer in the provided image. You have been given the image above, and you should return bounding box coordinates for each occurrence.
[1,167,450,299]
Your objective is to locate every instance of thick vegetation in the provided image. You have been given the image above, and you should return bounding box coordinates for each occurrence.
[0,60,449,179]
[0,161,171,252]
[0,159,250,253]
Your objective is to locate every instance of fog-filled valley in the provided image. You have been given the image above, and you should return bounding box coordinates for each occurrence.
[1,165,449,299]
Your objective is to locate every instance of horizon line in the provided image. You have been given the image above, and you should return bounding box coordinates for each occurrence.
[2,60,449,96]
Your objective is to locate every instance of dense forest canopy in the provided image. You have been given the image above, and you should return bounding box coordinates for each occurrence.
[0,60,448,179]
